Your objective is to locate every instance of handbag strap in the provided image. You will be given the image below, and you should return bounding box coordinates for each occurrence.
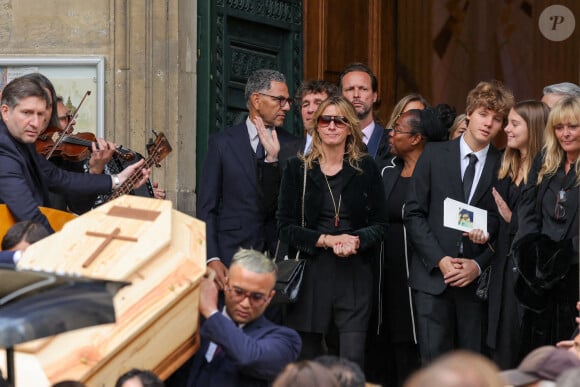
[301,159,307,228]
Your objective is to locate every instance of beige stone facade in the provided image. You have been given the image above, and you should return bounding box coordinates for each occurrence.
[0,0,198,215]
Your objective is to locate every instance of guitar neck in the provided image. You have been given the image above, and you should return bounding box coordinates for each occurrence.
[107,156,156,201]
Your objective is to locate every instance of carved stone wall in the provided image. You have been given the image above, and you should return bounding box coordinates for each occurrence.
[0,0,198,215]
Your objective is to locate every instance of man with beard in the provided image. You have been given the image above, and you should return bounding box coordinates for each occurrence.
[338,63,390,167]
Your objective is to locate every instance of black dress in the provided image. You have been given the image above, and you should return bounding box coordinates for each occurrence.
[366,163,420,387]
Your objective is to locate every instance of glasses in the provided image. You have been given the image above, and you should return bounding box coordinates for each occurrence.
[555,189,568,222]
[258,92,293,107]
[317,115,350,129]
[226,285,270,306]
[388,128,416,136]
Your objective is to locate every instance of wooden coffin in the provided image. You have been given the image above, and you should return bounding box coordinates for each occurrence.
[2,195,206,386]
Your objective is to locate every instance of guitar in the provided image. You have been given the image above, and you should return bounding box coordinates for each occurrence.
[106,132,172,202]
[0,204,76,241]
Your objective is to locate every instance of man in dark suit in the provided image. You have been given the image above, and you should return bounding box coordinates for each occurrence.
[0,76,150,233]
[196,69,296,289]
[187,248,301,387]
[278,80,338,162]
[404,81,514,361]
[338,63,390,167]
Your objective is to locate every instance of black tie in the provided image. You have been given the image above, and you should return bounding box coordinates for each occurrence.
[256,141,265,160]
[463,153,478,203]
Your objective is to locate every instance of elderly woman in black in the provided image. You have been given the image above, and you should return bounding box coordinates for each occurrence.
[513,96,580,356]
[277,95,387,369]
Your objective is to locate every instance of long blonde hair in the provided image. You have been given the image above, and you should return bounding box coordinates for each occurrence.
[387,93,428,129]
[498,100,548,184]
[302,95,364,171]
[538,96,580,185]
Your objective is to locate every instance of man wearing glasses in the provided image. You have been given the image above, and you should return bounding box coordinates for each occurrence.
[196,69,297,291]
[183,249,301,387]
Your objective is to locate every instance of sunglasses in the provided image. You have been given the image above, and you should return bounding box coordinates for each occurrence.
[226,285,270,306]
[318,115,350,129]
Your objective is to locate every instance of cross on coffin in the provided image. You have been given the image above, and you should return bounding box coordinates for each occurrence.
[83,228,138,268]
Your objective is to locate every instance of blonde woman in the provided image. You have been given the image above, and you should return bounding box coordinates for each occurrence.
[488,100,548,369]
[513,96,580,357]
[277,95,387,368]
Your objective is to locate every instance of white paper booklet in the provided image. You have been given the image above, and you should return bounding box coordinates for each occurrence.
[443,197,487,233]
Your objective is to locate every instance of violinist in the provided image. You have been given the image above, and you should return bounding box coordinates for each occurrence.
[0,75,151,233]
[56,98,166,213]
[48,96,118,212]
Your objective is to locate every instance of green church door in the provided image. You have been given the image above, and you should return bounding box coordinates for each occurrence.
[197,0,303,170]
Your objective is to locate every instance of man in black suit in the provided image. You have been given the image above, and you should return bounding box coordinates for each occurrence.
[338,63,390,167]
[196,69,296,290]
[0,75,149,233]
[404,81,514,361]
[278,80,338,162]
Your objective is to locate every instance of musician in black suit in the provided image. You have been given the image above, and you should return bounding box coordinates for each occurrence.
[403,81,514,361]
[0,75,150,233]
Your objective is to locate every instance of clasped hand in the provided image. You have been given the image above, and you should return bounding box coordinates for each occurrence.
[326,234,360,257]
[438,256,479,287]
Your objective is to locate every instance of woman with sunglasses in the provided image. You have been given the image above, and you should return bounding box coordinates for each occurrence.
[365,107,446,386]
[512,96,580,358]
[277,95,387,369]
[486,100,547,369]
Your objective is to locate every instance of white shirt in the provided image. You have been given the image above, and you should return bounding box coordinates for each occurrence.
[459,134,489,204]
[361,121,376,145]
[304,133,313,154]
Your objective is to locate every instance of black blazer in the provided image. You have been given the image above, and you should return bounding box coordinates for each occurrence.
[403,138,500,295]
[196,120,296,266]
[0,121,111,232]
[277,155,387,257]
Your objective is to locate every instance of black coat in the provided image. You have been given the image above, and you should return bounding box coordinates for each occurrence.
[512,152,579,354]
[277,154,388,332]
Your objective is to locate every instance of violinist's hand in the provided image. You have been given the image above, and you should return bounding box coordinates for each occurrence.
[253,116,280,162]
[89,138,116,174]
[116,159,151,189]
[152,181,166,199]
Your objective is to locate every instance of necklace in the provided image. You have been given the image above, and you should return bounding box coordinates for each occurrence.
[323,172,342,227]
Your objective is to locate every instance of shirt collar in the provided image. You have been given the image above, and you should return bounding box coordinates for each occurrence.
[361,121,376,145]
[246,116,258,141]
[459,133,489,160]
[222,306,245,329]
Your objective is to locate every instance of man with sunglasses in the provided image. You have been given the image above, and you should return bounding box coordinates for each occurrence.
[338,63,390,167]
[197,69,297,290]
[183,249,301,387]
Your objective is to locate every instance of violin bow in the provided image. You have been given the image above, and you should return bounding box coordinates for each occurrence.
[45,90,92,160]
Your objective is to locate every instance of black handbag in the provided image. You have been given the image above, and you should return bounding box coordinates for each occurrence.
[475,266,491,301]
[271,161,307,304]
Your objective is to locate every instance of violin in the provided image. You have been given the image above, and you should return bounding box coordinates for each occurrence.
[35,127,135,162]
